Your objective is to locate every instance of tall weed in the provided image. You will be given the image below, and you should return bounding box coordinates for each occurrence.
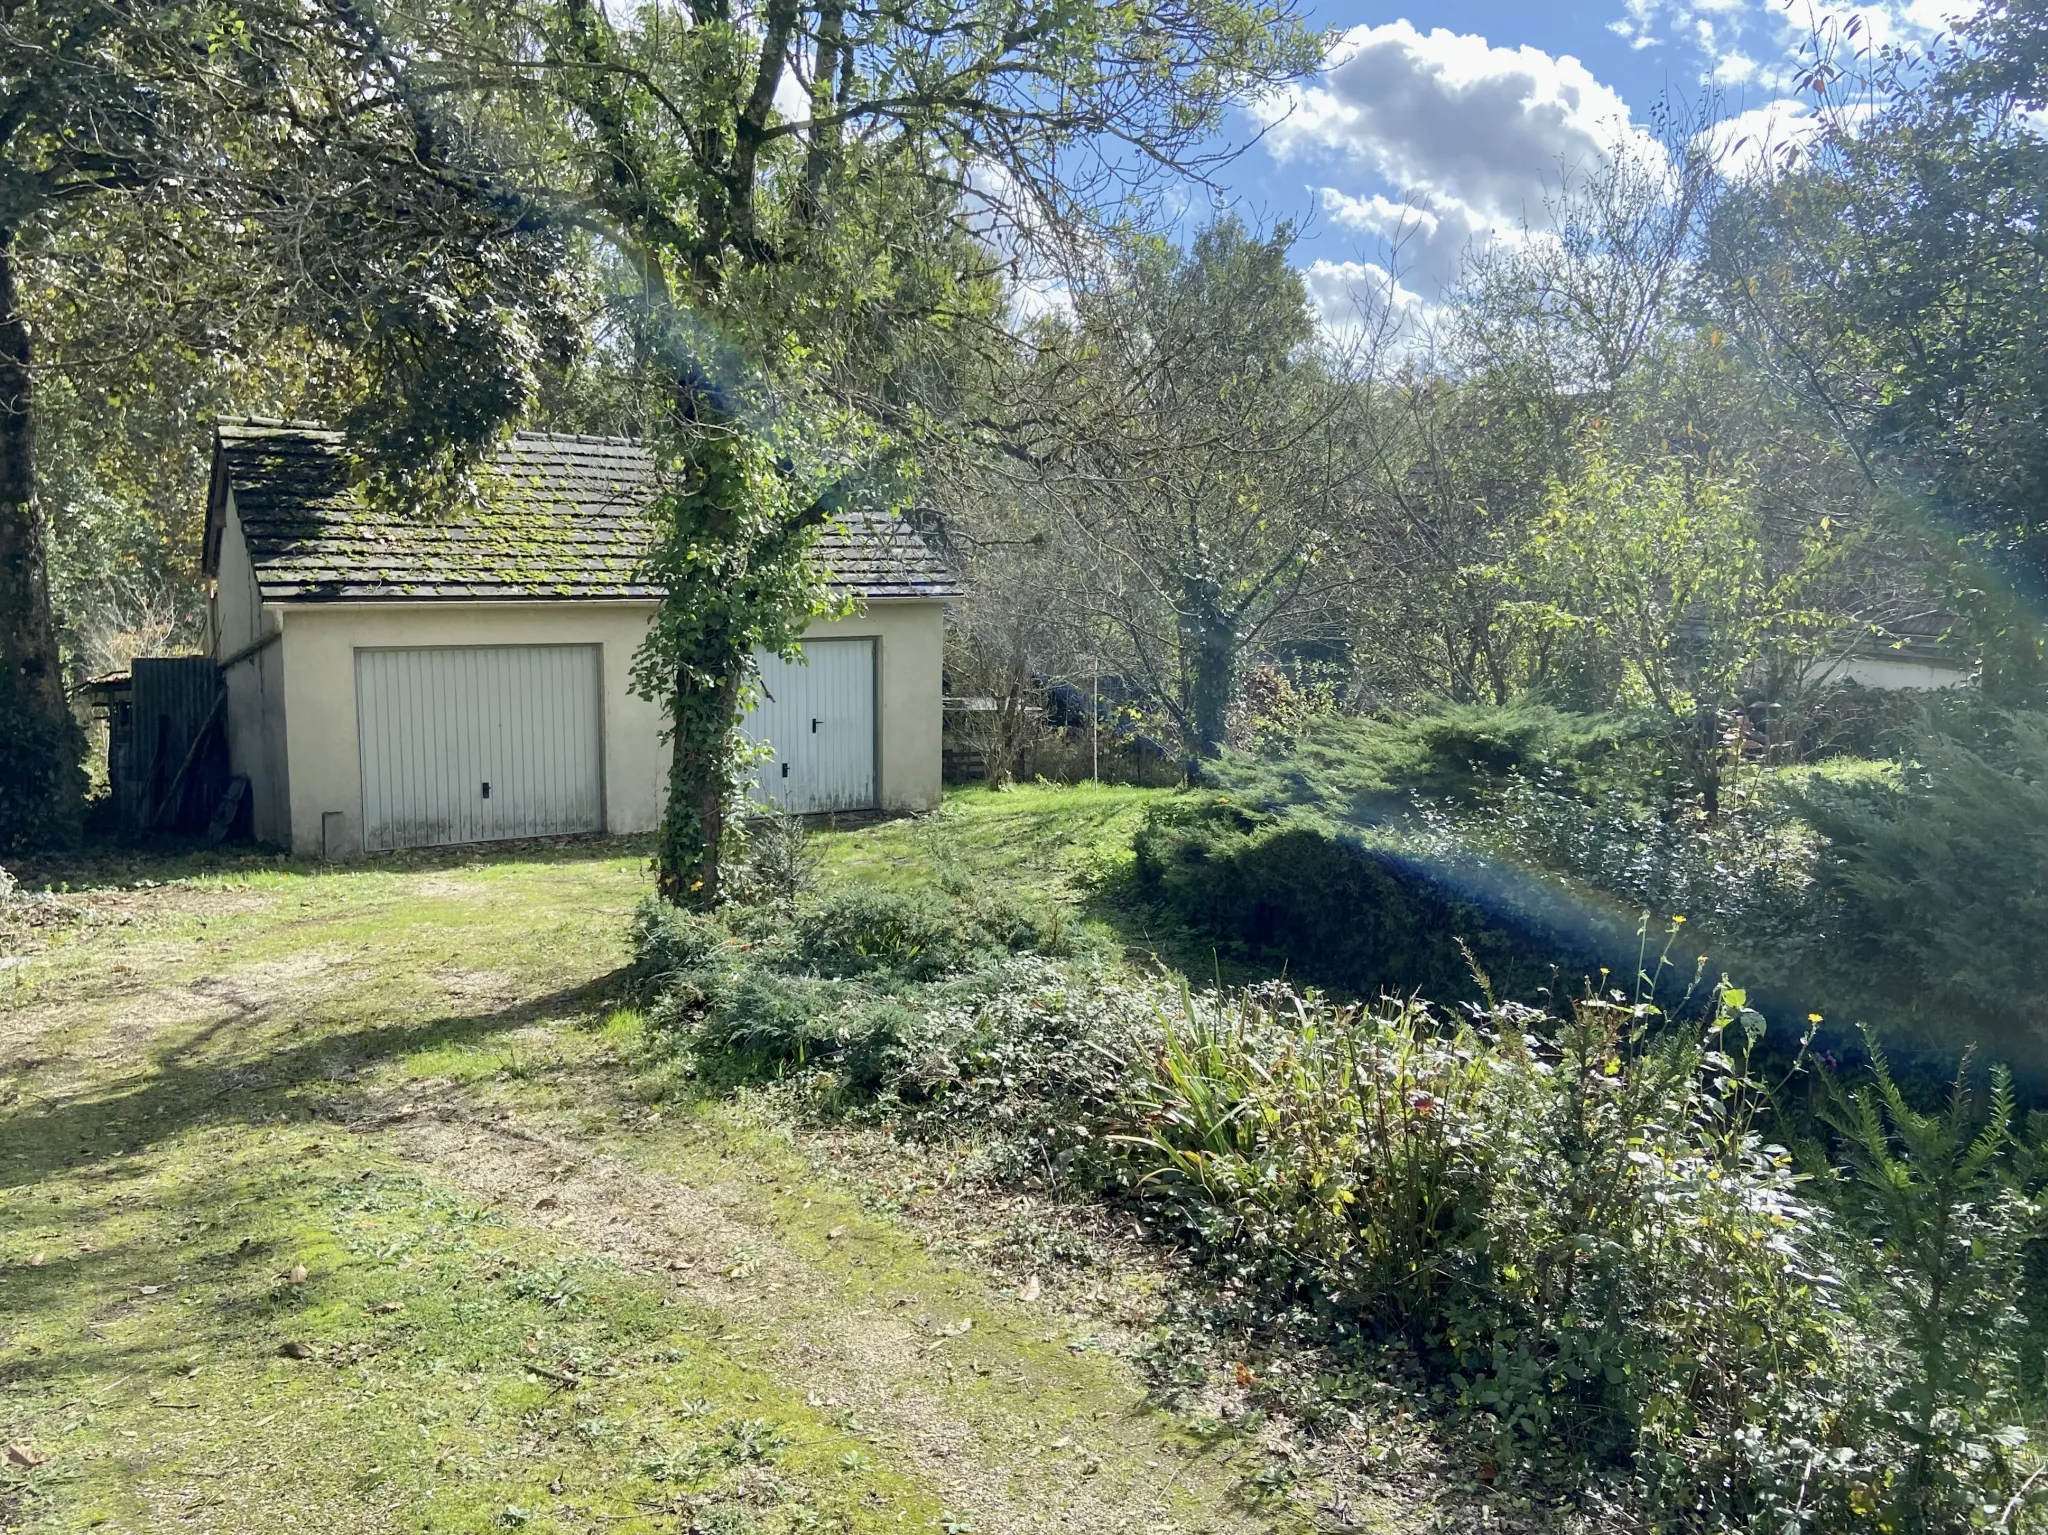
[1115,980,1854,1517]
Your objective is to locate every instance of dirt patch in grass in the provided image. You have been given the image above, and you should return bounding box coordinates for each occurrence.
[2,832,1327,1534]
[372,1095,1281,1535]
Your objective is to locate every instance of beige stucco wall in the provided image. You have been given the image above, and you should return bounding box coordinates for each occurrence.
[218,529,945,856]
[274,601,667,856]
[211,492,291,843]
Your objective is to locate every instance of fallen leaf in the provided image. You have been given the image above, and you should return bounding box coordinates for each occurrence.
[826,1225,847,1241]
[279,1341,315,1360]
[139,1285,163,1297]
[1019,1275,1042,1303]
[288,1265,308,1284]
[534,1195,559,1211]
[5,1443,47,1470]
[26,1252,45,1268]
[369,1301,403,1315]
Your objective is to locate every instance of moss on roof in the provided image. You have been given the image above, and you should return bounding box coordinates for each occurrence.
[212,420,958,603]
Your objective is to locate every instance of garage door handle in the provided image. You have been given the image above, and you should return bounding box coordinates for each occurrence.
[811,718,820,733]
[780,762,790,778]
[481,781,491,799]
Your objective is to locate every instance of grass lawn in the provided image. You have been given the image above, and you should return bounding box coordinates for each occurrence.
[0,785,1327,1535]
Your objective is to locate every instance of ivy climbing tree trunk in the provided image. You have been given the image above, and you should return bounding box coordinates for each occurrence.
[659,663,742,905]
[636,406,841,910]
[0,237,84,850]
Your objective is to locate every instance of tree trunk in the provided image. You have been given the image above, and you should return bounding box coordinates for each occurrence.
[657,662,742,908]
[0,236,83,850]
[1181,572,1235,756]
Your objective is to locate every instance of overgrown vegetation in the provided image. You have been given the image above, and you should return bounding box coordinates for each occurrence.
[639,800,2048,1531]
[1124,702,2048,1067]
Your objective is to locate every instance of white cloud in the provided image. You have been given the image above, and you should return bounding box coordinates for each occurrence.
[1259,23,1659,230]
[1257,24,1657,306]
[1706,97,1824,178]
[1618,0,1980,78]
[1714,50,1760,83]
[1301,257,1427,337]
[1316,187,1496,294]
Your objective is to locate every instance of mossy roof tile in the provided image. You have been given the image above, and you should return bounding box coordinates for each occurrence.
[214,420,958,603]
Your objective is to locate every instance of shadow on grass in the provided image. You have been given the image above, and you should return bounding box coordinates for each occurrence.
[1078,884,1283,993]
[0,969,629,1194]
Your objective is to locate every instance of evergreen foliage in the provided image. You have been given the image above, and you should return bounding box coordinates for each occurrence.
[1138,704,2048,1068]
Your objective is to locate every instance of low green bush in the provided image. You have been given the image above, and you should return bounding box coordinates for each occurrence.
[1800,711,2048,1062]
[724,807,822,907]
[628,895,730,996]
[1131,796,1635,1006]
[1116,985,1830,1506]
[1157,703,2048,1071]
[1217,703,1647,810]
[635,879,1083,1093]
[796,887,968,979]
[795,885,1073,982]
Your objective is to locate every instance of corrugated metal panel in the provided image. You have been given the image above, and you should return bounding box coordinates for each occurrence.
[743,639,876,813]
[356,645,605,852]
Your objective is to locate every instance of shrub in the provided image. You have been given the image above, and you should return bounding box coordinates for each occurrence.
[690,970,846,1076]
[1110,982,2047,1528]
[1165,701,2048,1070]
[1131,797,1636,1006]
[628,895,729,996]
[1209,704,1646,810]
[796,887,970,980]
[1809,1041,2048,1531]
[794,885,1073,982]
[725,806,821,907]
[1799,712,2048,1063]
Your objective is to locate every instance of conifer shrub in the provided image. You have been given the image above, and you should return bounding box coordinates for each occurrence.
[1799,710,2048,1063]
[1130,796,1631,1006]
[628,895,730,997]
[1147,703,2048,1069]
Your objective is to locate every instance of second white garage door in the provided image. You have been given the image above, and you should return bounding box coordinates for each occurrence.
[743,639,876,812]
[356,644,605,852]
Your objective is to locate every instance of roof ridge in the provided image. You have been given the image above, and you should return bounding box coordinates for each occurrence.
[218,415,340,434]
[510,430,646,448]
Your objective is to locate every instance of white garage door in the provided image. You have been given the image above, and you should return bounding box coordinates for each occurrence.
[356,645,605,852]
[743,639,876,813]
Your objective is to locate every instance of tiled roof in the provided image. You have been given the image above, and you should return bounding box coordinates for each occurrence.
[210,420,958,602]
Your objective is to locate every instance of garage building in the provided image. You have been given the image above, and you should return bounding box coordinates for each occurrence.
[202,419,955,857]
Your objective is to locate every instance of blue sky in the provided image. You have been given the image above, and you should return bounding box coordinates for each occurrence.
[1197,0,1974,318]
